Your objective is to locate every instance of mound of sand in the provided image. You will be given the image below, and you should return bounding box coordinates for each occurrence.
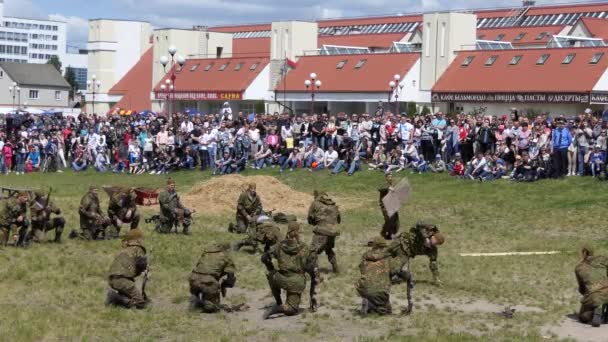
[183,175,313,216]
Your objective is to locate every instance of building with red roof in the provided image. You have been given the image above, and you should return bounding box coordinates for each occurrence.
[108,48,153,113]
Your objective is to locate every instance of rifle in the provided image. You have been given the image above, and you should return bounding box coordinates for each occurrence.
[142,267,150,302]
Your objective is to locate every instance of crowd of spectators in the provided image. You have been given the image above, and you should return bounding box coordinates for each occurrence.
[0,108,606,182]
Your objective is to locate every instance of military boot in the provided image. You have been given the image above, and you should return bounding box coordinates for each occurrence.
[329,257,340,274]
[263,304,283,320]
[183,225,191,235]
[360,298,369,316]
[592,306,602,327]
[106,289,130,308]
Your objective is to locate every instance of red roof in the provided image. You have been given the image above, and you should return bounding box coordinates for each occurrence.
[579,17,608,41]
[233,38,270,57]
[317,15,422,27]
[433,47,608,93]
[526,2,608,16]
[154,57,269,93]
[475,8,523,19]
[108,47,153,113]
[318,33,405,48]
[276,53,420,93]
[477,25,566,45]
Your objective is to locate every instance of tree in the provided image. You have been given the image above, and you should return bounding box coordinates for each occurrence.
[47,55,62,72]
[421,105,431,115]
[64,67,78,101]
[407,101,417,116]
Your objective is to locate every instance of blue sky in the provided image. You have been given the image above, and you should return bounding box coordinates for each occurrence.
[7,0,569,47]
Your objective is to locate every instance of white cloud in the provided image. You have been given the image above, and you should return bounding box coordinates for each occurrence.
[4,0,45,18]
[48,14,89,46]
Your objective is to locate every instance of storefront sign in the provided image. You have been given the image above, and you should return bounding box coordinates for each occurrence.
[590,92,608,104]
[155,91,243,101]
[431,92,590,104]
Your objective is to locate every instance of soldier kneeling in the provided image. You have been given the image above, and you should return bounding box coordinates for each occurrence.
[189,242,237,313]
[357,236,392,316]
[575,246,608,327]
[106,229,149,309]
[28,191,65,243]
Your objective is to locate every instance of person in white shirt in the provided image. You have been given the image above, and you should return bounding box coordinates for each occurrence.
[305,143,324,171]
[322,145,339,169]
[180,120,194,134]
[87,129,100,160]
[398,117,414,147]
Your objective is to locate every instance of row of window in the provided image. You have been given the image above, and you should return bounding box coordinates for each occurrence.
[232,31,271,39]
[0,31,29,42]
[462,52,604,67]
[3,22,59,31]
[178,61,261,73]
[30,53,56,60]
[478,31,550,42]
[335,59,367,69]
[232,21,419,39]
[0,45,28,55]
[30,43,57,51]
[31,34,58,41]
[0,58,26,63]
[477,11,607,29]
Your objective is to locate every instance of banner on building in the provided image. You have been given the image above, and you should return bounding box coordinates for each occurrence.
[155,91,243,101]
[590,92,608,104]
[431,92,590,104]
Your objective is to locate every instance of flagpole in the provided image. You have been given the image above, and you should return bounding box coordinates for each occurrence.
[284,52,287,114]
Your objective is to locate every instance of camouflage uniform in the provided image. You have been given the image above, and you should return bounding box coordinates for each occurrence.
[387,222,442,283]
[28,191,65,243]
[379,186,399,240]
[234,218,282,253]
[107,188,140,239]
[308,192,341,273]
[232,189,263,234]
[77,189,110,240]
[575,250,608,326]
[107,229,148,309]
[356,237,392,315]
[0,195,29,247]
[157,189,192,234]
[189,243,236,313]
[262,224,317,318]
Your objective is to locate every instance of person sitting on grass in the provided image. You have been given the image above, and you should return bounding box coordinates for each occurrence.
[253,143,272,169]
[213,151,233,175]
[590,146,605,178]
[95,148,110,172]
[280,147,300,172]
[368,145,387,171]
[430,154,446,173]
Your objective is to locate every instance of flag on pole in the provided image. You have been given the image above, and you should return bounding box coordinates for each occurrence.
[286,57,298,69]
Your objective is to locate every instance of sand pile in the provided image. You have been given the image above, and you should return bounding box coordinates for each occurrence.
[183,175,314,216]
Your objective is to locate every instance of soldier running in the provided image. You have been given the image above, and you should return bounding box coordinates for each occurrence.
[157,178,193,235]
[308,191,341,273]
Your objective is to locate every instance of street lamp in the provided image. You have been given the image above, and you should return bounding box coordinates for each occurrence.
[8,82,20,112]
[388,74,403,114]
[304,72,321,116]
[160,45,186,119]
[87,74,101,115]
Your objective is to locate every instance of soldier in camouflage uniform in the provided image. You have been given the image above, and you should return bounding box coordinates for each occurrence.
[575,246,608,327]
[189,242,237,313]
[107,187,140,239]
[233,215,282,254]
[387,221,445,286]
[308,191,341,273]
[262,222,319,319]
[106,229,149,309]
[356,236,392,316]
[73,186,111,240]
[28,190,65,243]
[0,191,29,247]
[157,179,192,235]
[229,183,263,234]
[379,173,399,240]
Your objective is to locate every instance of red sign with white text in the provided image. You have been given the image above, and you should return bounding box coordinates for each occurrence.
[155,91,243,101]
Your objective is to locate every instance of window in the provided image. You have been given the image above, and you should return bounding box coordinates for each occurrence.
[485,55,498,66]
[29,90,39,99]
[354,59,367,69]
[535,32,547,40]
[20,47,27,55]
[336,60,347,69]
[462,56,475,66]
[234,63,243,71]
[0,71,3,78]
[190,63,199,71]
[249,63,259,71]
[562,53,576,64]
[55,91,61,101]
[509,55,523,65]
[52,35,57,41]
[204,63,214,71]
[514,33,526,41]
[219,63,228,71]
[536,54,550,65]
[495,34,505,41]
[590,52,604,64]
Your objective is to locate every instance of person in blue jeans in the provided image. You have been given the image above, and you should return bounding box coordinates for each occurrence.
[590,147,605,177]
[280,147,300,172]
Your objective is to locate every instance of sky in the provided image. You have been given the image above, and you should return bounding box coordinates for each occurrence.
[4,0,581,47]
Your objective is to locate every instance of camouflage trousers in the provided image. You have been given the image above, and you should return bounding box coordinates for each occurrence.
[108,276,146,309]
[0,221,29,247]
[107,211,141,239]
[267,271,306,316]
[579,288,608,324]
[29,217,65,243]
[381,212,399,240]
[356,285,392,315]
[311,234,338,272]
[156,215,191,234]
[189,273,221,313]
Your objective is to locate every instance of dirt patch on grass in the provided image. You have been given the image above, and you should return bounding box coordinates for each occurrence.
[183,175,314,217]
[542,315,608,342]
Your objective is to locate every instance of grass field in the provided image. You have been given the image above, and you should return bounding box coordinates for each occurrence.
[0,169,607,342]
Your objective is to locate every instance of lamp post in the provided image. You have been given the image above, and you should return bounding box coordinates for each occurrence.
[8,82,19,112]
[388,74,403,114]
[87,74,101,115]
[304,72,321,115]
[159,45,186,121]
[159,80,174,117]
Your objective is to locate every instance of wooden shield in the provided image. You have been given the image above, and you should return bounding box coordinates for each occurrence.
[382,178,411,217]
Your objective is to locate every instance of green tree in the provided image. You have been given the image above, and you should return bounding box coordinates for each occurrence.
[64,67,78,101]
[407,101,417,116]
[46,55,62,72]
[421,105,431,115]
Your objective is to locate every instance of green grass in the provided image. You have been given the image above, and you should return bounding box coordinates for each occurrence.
[0,169,606,341]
